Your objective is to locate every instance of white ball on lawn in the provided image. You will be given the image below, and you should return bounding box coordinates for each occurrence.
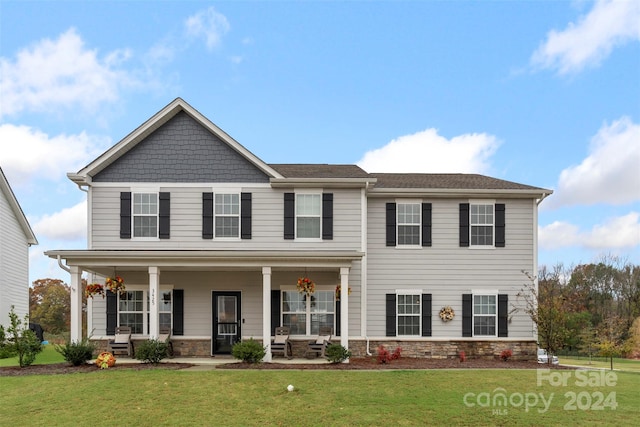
[287,384,294,392]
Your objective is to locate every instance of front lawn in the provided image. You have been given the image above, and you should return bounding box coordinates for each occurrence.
[0,344,64,367]
[1,368,638,426]
[560,356,640,373]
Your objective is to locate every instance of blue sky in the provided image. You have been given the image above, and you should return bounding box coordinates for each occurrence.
[1,0,638,283]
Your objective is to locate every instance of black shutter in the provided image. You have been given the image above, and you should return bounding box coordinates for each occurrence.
[241,192,252,239]
[202,193,213,239]
[271,290,281,334]
[498,294,508,337]
[386,294,396,336]
[422,203,432,247]
[284,193,295,240]
[335,300,341,336]
[462,294,473,337]
[459,203,470,247]
[386,203,396,247]
[173,289,184,336]
[106,290,117,335]
[120,192,131,239]
[159,192,170,239]
[422,294,432,337]
[495,204,505,247]
[322,193,333,240]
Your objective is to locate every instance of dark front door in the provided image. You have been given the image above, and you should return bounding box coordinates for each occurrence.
[212,291,241,355]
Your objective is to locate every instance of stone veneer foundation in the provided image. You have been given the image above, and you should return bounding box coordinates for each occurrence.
[95,339,536,360]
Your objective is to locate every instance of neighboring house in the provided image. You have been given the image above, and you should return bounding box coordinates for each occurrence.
[46,98,551,360]
[0,167,38,330]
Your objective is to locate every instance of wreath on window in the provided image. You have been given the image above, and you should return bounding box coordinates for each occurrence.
[439,306,455,322]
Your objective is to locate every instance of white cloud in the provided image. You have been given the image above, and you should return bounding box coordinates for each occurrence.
[540,212,640,250]
[185,7,230,50]
[0,124,109,186]
[531,0,640,74]
[357,128,500,173]
[32,200,87,241]
[0,28,136,118]
[548,117,640,208]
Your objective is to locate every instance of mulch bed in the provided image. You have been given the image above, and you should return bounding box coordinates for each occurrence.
[0,358,573,376]
[0,362,195,377]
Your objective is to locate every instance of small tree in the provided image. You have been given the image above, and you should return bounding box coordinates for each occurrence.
[597,316,627,371]
[6,306,43,367]
[517,267,569,363]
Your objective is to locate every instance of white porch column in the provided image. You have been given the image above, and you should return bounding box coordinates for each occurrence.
[340,267,349,353]
[70,266,83,343]
[149,266,160,339]
[262,267,272,362]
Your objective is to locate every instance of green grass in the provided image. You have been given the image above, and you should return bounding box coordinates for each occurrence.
[1,368,638,426]
[560,356,640,373]
[0,344,64,367]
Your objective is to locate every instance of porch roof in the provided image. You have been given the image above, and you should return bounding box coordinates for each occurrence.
[45,249,364,276]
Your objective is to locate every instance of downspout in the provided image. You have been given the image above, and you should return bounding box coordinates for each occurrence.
[363,182,372,356]
[57,255,71,273]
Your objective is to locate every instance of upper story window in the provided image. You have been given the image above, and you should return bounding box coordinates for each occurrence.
[385,202,431,247]
[133,193,158,238]
[296,194,321,239]
[470,203,494,246]
[459,202,504,248]
[215,193,240,238]
[397,203,421,246]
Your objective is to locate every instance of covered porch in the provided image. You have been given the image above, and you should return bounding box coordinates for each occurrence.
[45,250,362,361]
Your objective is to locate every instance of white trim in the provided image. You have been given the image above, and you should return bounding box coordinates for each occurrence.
[360,187,368,338]
[89,182,272,188]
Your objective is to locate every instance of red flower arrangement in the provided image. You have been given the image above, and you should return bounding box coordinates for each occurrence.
[85,276,126,299]
[297,277,315,294]
[105,276,126,295]
[335,284,352,301]
[85,283,104,299]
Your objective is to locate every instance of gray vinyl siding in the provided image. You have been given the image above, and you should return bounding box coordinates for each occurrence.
[0,189,30,328]
[366,197,536,339]
[90,186,363,250]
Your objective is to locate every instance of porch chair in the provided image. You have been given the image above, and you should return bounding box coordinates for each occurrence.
[159,326,174,357]
[305,326,332,359]
[107,326,133,357]
[271,327,293,359]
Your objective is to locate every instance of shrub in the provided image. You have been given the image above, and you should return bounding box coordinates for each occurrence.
[500,349,513,361]
[377,345,402,364]
[55,338,95,366]
[325,343,351,363]
[135,339,168,364]
[6,306,42,367]
[232,339,265,363]
[459,351,466,362]
[0,325,17,359]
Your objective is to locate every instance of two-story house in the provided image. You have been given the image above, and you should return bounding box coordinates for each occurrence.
[1,167,38,330]
[46,98,551,360]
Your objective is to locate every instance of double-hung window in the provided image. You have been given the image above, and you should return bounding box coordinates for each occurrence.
[296,194,321,238]
[215,193,240,238]
[470,203,494,246]
[397,293,421,335]
[118,289,172,334]
[397,203,421,246]
[473,294,496,336]
[133,193,158,238]
[282,290,334,335]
